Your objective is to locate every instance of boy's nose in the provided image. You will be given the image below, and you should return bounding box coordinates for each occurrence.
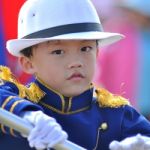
[68,60,83,69]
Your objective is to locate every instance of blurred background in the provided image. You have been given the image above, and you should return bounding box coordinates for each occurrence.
[0,0,150,120]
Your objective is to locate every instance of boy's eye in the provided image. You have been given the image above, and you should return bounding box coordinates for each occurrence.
[81,46,92,52]
[51,49,64,55]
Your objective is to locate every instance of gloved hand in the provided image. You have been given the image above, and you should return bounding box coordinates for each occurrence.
[21,111,68,150]
[109,134,150,150]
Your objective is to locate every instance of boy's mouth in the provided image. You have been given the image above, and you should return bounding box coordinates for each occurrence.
[67,73,85,80]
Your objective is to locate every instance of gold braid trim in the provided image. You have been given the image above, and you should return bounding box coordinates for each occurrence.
[95,88,130,108]
[26,83,45,103]
[0,66,45,103]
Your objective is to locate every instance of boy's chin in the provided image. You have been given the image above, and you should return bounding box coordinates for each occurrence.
[62,86,90,97]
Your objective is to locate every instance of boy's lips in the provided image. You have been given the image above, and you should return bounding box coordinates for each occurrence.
[67,73,85,80]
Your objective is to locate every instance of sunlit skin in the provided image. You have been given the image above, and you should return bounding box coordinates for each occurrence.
[19,40,98,97]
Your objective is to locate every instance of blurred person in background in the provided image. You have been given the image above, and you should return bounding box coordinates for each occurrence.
[92,0,139,107]
[93,0,150,120]
[118,0,150,120]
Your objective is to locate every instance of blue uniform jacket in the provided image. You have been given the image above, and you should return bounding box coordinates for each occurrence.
[0,69,150,150]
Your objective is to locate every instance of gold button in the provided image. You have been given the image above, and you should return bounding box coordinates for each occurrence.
[100,122,108,130]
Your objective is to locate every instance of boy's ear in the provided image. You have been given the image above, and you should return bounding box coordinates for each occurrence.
[18,56,35,74]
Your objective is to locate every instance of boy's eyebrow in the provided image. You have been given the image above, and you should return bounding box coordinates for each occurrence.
[81,40,91,43]
[47,40,93,45]
[47,40,61,45]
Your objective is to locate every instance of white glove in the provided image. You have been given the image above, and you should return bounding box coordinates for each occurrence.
[22,111,68,150]
[109,134,150,150]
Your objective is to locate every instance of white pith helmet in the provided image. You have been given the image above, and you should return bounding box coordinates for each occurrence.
[7,0,124,56]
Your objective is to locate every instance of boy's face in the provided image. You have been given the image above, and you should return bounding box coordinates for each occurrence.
[20,40,98,97]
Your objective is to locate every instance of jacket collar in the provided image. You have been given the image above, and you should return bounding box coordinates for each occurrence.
[34,78,94,114]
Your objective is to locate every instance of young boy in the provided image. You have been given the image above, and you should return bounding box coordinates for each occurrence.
[0,0,150,150]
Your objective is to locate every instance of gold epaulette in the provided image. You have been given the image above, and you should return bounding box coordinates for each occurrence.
[0,65,45,103]
[95,88,130,108]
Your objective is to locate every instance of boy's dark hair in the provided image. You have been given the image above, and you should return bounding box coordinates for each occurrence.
[20,47,33,57]
[96,40,99,47]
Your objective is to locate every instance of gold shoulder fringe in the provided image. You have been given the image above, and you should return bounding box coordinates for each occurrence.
[0,66,45,103]
[95,88,130,108]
